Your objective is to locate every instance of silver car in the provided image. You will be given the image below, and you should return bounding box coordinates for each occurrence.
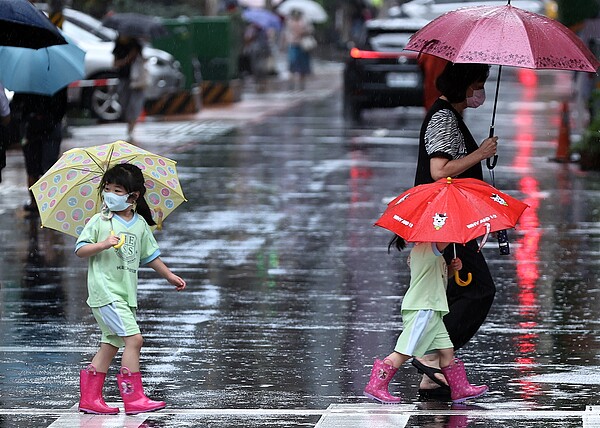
[37,5,185,121]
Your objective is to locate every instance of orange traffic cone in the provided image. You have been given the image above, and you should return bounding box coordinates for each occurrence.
[553,101,571,162]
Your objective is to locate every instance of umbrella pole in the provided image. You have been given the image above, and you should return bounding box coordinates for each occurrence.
[486,65,511,256]
[486,64,503,172]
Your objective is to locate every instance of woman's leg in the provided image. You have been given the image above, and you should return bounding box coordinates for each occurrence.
[444,240,496,350]
[121,334,143,372]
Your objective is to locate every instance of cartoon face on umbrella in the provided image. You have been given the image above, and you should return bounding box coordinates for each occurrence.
[30,140,186,238]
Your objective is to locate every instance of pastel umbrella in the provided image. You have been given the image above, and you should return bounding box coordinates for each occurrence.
[0,34,85,95]
[29,140,186,238]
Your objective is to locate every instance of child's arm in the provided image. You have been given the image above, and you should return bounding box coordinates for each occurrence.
[448,257,462,275]
[75,234,121,258]
[147,257,187,291]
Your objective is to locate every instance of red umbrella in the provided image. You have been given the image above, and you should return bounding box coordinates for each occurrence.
[404,2,600,169]
[375,177,528,245]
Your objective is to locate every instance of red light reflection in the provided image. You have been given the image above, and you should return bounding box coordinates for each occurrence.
[511,72,542,400]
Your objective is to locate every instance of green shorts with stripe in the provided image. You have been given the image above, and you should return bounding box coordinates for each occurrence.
[394,309,453,357]
[92,300,140,348]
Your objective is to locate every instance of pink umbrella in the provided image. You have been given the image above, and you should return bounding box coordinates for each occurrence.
[405,4,599,72]
[404,2,600,169]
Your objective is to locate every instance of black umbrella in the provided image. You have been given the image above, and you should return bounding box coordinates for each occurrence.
[0,0,66,49]
[102,13,168,39]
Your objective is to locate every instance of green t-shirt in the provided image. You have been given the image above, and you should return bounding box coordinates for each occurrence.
[75,212,160,308]
[401,242,449,315]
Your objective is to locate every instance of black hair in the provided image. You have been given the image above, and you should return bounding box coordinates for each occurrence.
[100,163,157,226]
[436,62,490,104]
[387,234,406,253]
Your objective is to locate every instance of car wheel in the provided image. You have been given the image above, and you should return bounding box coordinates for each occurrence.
[83,73,122,122]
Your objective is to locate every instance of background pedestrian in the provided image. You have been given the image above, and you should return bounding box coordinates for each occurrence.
[284,9,314,91]
[75,163,186,415]
[0,81,11,183]
[11,87,67,214]
[113,35,145,141]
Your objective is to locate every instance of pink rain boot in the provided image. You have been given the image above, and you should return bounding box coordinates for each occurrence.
[116,367,166,415]
[441,359,488,403]
[79,364,119,414]
[363,358,402,404]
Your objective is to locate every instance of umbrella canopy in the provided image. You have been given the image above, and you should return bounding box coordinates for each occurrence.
[277,0,327,23]
[0,34,85,95]
[0,0,66,49]
[102,13,168,39]
[30,140,186,238]
[403,3,600,170]
[242,8,282,31]
[375,177,528,245]
[239,0,283,7]
[404,4,600,72]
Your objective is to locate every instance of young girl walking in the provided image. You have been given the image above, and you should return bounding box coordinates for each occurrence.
[364,237,488,404]
[75,163,186,415]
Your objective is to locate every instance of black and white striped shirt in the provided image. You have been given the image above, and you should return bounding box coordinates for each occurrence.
[424,109,467,160]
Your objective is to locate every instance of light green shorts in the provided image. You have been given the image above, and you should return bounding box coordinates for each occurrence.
[394,309,453,357]
[92,300,140,348]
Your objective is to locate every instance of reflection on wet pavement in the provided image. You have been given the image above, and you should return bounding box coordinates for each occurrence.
[1,67,600,427]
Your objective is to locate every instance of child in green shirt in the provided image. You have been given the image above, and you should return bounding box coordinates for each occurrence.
[75,163,186,415]
[364,236,488,404]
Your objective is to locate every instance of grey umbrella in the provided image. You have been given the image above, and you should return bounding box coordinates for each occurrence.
[0,0,66,49]
[102,13,168,39]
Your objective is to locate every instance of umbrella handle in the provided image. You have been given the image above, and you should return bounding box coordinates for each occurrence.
[111,230,126,249]
[454,270,472,286]
[486,155,498,170]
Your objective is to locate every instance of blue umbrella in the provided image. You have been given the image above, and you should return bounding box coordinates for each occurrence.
[242,8,282,31]
[0,34,85,95]
[0,0,66,49]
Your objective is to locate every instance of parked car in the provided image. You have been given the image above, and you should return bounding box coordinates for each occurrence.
[343,18,429,121]
[36,5,185,121]
[394,0,548,21]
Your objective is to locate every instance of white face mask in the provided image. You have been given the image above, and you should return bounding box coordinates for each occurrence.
[467,88,486,108]
[102,191,131,212]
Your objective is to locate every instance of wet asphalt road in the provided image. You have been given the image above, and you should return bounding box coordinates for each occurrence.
[1,63,600,427]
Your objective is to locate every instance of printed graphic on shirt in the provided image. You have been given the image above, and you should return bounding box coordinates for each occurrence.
[115,232,137,264]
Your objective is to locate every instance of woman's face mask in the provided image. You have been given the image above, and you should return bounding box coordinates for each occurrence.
[102,191,131,212]
[467,88,486,108]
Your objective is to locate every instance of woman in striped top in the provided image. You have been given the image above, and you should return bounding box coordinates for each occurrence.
[411,62,499,400]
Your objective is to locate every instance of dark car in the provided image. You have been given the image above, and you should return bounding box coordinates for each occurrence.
[343,18,429,121]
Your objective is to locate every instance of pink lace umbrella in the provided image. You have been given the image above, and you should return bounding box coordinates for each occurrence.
[404,1,600,169]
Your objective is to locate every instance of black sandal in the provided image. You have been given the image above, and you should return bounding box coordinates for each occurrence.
[411,358,450,390]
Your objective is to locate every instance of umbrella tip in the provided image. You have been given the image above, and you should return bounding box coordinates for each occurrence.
[446,177,452,184]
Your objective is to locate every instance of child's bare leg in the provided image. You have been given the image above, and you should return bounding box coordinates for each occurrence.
[121,334,143,372]
[383,351,410,368]
[91,343,119,373]
[438,348,455,369]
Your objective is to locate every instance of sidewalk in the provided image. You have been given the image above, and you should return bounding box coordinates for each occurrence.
[0,59,343,211]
